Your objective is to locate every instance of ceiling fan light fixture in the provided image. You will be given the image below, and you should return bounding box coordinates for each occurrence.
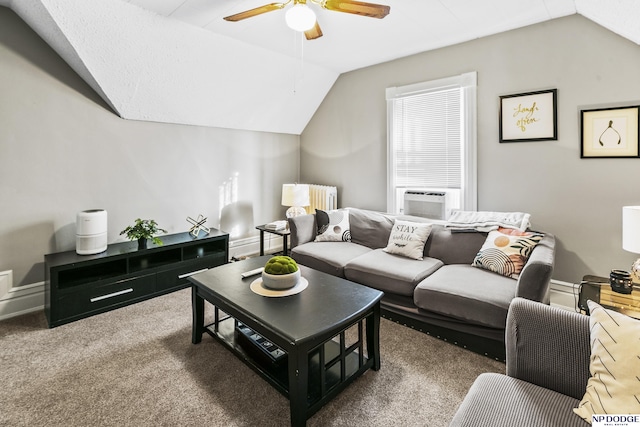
[285,4,316,32]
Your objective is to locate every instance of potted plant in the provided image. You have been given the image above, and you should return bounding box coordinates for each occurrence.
[120,218,167,250]
[261,256,300,290]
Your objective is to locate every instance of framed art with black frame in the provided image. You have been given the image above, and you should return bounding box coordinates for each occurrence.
[581,106,640,158]
[499,89,558,143]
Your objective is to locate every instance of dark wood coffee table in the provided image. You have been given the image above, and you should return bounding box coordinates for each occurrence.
[189,256,383,427]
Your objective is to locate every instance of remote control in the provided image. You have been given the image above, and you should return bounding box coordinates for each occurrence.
[241,267,264,278]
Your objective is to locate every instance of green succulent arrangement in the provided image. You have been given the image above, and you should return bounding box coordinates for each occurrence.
[120,218,167,246]
[264,256,299,275]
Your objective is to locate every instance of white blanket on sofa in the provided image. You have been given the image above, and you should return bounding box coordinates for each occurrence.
[446,210,531,232]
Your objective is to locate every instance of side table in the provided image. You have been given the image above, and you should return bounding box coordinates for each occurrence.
[578,274,640,319]
[256,224,291,256]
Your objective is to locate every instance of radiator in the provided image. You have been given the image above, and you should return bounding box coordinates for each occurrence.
[305,185,338,214]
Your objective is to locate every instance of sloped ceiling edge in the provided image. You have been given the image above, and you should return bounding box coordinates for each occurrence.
[8,0,338,135]
[576,0,640,46]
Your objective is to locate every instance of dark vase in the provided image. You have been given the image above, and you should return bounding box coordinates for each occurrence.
[137,238,147,250]
[610,269,633,294]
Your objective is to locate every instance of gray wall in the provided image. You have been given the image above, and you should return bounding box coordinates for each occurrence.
[0,8,299,287]
[301,15,640,282]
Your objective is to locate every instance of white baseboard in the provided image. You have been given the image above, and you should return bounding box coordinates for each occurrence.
[0,270,12,299]
[229,234,283,259]
[549,279,579,311]
[0,273,44,321]
[0,235,286,322]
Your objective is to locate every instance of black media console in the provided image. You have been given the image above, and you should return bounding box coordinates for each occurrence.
[45,230,229,328]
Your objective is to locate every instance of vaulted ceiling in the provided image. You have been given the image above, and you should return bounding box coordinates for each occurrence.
[2,0,639,134]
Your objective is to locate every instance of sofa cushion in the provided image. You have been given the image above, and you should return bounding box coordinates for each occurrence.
[291,242,371,278]
[315,209,351,242]
[383,220,432,260]
[472,230,543,279]
[348,208,395,249]
[414,264,516,329]
[450,373,585,427]
[573,300,640,423]
[344,249,443,297]
[425,226,488,265]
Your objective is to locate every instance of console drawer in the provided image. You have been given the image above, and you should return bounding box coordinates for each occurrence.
[45,230,229,327]
[57,274,156,321]
[156,256,223,292]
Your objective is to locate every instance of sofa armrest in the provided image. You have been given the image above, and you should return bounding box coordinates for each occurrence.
[288,214,316,248]
[515,233,555,303]
[506,298,590,400]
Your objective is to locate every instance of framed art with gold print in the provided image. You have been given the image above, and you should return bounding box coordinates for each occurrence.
[499,89,557,143]
[581,106,640,158]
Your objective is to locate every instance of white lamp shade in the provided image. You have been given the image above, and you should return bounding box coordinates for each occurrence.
[285,4,316,32]
[282,184,310,207]
[623,206,640,253]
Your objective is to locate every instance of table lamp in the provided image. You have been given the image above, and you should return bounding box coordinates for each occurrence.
[282,183,310,219]
[622,206,640,288]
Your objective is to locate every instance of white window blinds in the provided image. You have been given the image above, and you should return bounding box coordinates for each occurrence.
[391,88,461,189]
[386,72,477,214]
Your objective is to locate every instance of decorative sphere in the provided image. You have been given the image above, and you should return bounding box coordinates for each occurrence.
[264,256,298,274]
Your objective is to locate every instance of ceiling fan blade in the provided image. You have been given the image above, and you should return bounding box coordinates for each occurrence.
[321,0,390,19]
[304,21,323,40]
[223,3,287,22]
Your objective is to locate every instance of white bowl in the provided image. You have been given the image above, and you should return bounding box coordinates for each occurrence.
[261,269,301,290]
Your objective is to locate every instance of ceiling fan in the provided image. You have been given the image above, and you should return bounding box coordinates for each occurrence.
[223,0,391,40]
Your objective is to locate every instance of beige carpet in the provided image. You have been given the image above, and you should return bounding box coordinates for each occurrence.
[0,289,504,426]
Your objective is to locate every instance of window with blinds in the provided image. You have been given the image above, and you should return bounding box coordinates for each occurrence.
[386,72,477,215]
[391,88,461,189]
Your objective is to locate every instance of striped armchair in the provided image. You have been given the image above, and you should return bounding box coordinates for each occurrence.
[450,298,591,426]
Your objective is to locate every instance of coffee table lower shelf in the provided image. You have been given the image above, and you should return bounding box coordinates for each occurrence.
[202,312,370,409]
[189,258,383,427]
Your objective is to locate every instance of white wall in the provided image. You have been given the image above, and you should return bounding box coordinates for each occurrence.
[5,0,338,135]
[0,8,299,294]
[301,15,640,282]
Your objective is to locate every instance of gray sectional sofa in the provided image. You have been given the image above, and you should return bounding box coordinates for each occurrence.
[450,297,590,426]
[289,208,556,360]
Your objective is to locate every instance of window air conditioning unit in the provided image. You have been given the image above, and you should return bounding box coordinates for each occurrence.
[403,191,451,220]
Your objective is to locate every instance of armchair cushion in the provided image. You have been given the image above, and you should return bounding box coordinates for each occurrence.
[450,298,591,427]
[449,373,585,427]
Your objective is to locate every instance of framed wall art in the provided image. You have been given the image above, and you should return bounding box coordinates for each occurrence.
[581,106,640,158]
[499,89,558,143]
